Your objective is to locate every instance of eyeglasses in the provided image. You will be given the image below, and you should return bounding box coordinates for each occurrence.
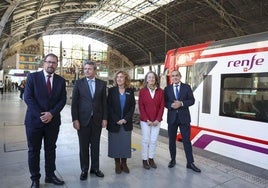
[45,61,58,65]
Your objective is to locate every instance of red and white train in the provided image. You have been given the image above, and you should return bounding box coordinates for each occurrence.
[162,31,268,169]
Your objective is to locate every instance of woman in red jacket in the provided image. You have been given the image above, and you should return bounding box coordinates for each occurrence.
[138,71,164,169]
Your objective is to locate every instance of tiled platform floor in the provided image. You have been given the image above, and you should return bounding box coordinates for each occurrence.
[0,92,267,188]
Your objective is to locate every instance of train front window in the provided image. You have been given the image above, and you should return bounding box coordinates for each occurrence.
[220,73,268,122]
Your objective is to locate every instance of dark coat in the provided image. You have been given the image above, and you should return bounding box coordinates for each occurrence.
[24,71,67,128]
[71,77,107,126]
[164,82,195,125]
[106,86,135,132]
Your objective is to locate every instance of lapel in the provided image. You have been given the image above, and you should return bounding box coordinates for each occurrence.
[94,78,102,99]
[40,71,50,96]
[178,83,184,99]
[83,77,92,98]
[115,87,122,113]
[47,73,60,97]
[51,74,58,96]
[169,84,176,100]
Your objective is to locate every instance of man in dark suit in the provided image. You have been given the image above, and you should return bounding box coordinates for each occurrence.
[164,70,201,173]
[71,61,107,180]
[24,53,67,188]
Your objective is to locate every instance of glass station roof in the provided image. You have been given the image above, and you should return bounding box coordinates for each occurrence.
[78,0,174,29]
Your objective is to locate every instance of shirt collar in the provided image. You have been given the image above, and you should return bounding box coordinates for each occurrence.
[173,82,180,87]
[87,77,95,82]
[43,70,53,78]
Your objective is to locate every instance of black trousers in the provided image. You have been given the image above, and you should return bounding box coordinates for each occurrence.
[19,89,24,99]
[78,118,102,172]
[26,124,59,180]
[168,117,194,164]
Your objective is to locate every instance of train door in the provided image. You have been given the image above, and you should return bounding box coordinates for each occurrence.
[184,61,217,128]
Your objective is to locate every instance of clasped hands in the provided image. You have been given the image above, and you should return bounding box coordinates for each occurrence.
[40,112,53,124]
[171,100,182,109]
[147,120,159,126]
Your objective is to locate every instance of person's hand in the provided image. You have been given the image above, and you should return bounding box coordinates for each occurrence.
[171,100,182,109]
[117,119,127,125]
[147,120,153,126]
[73,120,80,130]
[153,120,160,126]
[40,112,53,124]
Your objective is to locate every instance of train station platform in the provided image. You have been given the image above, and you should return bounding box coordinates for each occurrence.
[0,92,268,188]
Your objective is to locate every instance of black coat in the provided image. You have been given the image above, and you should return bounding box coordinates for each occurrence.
[106,86,135,132]
[71,77,107,126]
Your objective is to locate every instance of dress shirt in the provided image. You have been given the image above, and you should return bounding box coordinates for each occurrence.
[173,83,180,99]
[43,70,54,89]
[87,78,95,96]
[148,87,156,98]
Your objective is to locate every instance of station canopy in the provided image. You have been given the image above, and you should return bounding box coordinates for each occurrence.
[0,0,267,67]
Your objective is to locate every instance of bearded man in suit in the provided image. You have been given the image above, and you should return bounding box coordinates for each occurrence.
[24,53,67,188]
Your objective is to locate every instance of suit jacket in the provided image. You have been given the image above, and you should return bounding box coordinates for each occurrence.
[71,77,107,126]
[24,71,67,128]
[138,87,164,122]
[164,82,195,125]
[106,86,135,132]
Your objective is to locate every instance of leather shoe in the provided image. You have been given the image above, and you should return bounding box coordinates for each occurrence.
[168,159,176,168]
[143,160,150,170]
[31,180,39,188]
[148,158,157,169]
[45,175,65,185]
[187,163,201,172]
[90,169,104,177]
[80,171,88,180]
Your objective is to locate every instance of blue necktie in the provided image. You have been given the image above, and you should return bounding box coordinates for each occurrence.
[88,79,94,97]
[175,85,179,100]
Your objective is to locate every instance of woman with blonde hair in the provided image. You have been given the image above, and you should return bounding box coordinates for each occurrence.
[107,70,136,174]
[138,71,164,169]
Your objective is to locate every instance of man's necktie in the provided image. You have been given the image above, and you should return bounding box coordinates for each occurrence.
[47,75,51,95]
[175,84,179,100]
[88,79,94,97]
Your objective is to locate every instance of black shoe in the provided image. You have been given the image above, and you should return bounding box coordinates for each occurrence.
[168,160,176,168]
[31,180,39,188]
[186,163,201,173]
[80,171,88,180]
[90,169,104,177]
[45,175,65,185]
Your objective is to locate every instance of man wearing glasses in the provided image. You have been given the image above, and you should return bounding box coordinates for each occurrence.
[24,53,67,188]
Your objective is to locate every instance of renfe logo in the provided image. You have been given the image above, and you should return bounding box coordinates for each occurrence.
[227,54,264,71]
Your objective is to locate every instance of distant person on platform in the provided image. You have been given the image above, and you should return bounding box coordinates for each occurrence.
[107,70,135,174]
[24,53,67,188]
[138,71,164,169]
[71,61,107,180]
[19,80,26,100]
[164,70,201,173]
[0,80,4,94]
